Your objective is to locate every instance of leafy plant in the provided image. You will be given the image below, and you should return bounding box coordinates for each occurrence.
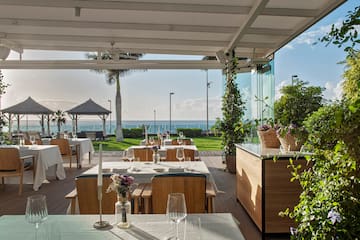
[220,52,247,156]
[319,6,360,56]
[274,79,324,126]
[282,53,360,239]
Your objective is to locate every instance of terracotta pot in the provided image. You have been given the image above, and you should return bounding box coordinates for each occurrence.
[257,129,280,148]
[278,133,303,151]
[225,155,236,174]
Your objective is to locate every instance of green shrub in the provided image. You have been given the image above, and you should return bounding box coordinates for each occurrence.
[282,53,360,239]
[303,103,344,150]
[176,128,202,137]
[123,128,143,138]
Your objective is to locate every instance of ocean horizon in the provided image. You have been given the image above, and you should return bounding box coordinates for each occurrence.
[8,119,216,135]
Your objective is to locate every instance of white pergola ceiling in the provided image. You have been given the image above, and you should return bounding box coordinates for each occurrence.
[0,0,346,69]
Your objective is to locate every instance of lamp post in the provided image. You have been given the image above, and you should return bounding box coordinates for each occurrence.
[108,99,111,135]
[153,109,156,133]
[206,69,212,135]
[291,75,298,85]
[169,92,174,134]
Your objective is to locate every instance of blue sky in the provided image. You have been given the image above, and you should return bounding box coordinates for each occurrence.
[1,0,358,121]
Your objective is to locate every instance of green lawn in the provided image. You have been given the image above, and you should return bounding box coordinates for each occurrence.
[93,136,222,151]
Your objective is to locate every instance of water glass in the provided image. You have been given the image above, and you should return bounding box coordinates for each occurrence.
[176,148,185,163]
[167,193,187,240]
[127,148,135,162]
[30,136,36,145]
[149,136,155,145]
[25,195,48,240]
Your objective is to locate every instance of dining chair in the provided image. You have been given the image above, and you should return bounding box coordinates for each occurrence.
[141,173,216,214]
[50,138,80,168]
[165,148,195,161]
[65,174,145,214]
[24,139,43,145]
[0,148,35,195]
[165,148,178,161]
[133,148,152,161]
[171,139,192,145]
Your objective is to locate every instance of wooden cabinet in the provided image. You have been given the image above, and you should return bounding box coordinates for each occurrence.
[235,144,309,236]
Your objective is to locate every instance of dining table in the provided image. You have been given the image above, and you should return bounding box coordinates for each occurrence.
[82,160,212,184]
[127,145,200,159]
[42,137,94,164]
[140,138,194,146]
[19,145,66,191]
[0,213,245,239]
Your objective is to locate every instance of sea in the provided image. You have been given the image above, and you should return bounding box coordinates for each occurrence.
[8,120,216,135]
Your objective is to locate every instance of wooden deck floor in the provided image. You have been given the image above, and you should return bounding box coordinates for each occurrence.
[0,153,290,240]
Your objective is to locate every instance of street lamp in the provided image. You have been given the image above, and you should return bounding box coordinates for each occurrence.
[291,75,298,85]
[169,92,175,134]
[206,69,212,135]
[108,99,111,135]
[153,109,156,133]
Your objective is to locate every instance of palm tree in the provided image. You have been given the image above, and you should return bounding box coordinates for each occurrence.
[51,110,66,134]
[87,51,143,142]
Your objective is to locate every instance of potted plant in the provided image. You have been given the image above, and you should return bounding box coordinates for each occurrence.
[220,52,248,173]
[256,119,281,148]
[274,79,323,151]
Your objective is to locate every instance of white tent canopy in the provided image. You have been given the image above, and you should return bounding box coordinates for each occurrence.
[0,0,345,70]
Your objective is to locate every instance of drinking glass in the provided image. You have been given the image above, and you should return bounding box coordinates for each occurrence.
[178,132,184,139]
[127,148,135,162]
[166,193,187,240]
[30,136,36,145]
[177,137,183,145]
[25,195,48,240]
[176,148,185,163]
[149,137,155,145]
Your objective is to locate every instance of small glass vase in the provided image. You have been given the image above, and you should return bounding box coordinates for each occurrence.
[115,192,131,229]
[153,153,160,163]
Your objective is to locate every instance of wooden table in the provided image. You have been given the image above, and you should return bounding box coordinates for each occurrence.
[0,214,245,240]
[235,143,310,237]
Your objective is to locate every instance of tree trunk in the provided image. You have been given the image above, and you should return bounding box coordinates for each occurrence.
[115,74,124,142]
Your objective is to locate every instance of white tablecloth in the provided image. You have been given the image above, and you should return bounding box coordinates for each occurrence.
[19,145,66,191]
[69,138,94,160]
[0,214,245,240]
[82,161,211,184]
[42,138,94,161]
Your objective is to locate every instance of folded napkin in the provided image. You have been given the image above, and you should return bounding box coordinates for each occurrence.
[168,168,185,173]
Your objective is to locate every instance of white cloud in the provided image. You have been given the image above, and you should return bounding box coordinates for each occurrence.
[275,80,288,100]
[173,96,222,120]
[284,19,343,49]
[323,80,343,101]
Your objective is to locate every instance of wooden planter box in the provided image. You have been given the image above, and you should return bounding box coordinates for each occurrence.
[235,144,310,238]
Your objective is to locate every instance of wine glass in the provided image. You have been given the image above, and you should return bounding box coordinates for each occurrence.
[166,193,187,240]
[177,137,183,145]
[176,148,185,164]
[30,136,36,145]
[127,148,135,162]
[149,136,155,145]
[25,195,48,240]
[178,132,184,139]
